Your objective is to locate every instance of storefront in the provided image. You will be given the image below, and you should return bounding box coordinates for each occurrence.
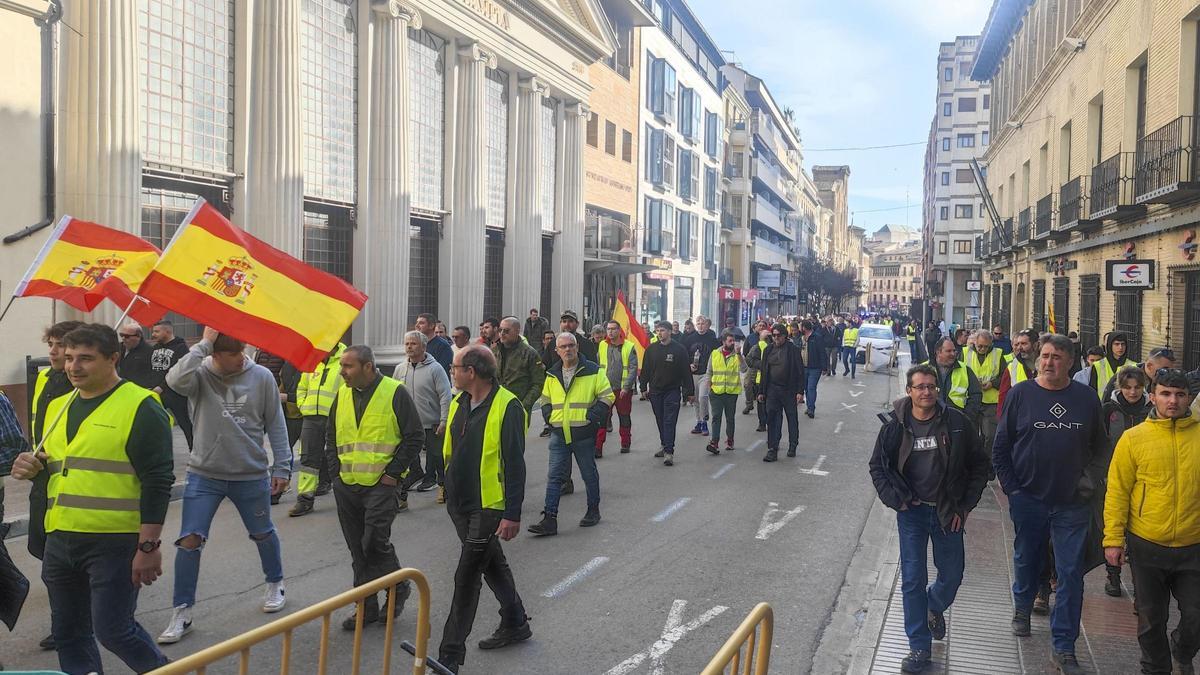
[641,272,670,327]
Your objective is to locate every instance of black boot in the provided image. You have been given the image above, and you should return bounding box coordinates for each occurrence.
[786,446,797,458]
[527,513,558,536]
[1104,568,1123,597]
[478,618,532,650]
[1011,609,1031,637]
[580,507,600,527]
[763,448,778,463]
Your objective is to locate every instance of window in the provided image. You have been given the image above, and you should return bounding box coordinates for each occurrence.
[981,130,989,146]
[938,240,948,254]
[484,68,509,229]
[678,148,693,199]
[959,61,970,78]
[648,56,677,123]
[954,204,973,218]
[1079,275,1100,350]
[679,87,695,138]
[954,239,972,253]
[955,169,974,183]
[605,120,617,155]
[704,219,715,265]
[939,206,949,220]
[958,97,976,112]
[647,126,664,185]
[622,130,633,162]
[704,166,717,211]
[301,0,357,204]
[605,14,633,78]
[689,152,700,201]
[644,197,662,253]
[678,210,691,260]
[586,113,599,147]
[944,67,953,81]
[943,102,952,116]
[1031,280,1046,332]
[540,98,558,230]
[662,134,676,190]
[409,28,446,210]
[704,110,719,157]
[941,137,950,151]
[957,134,975,148]
[1114,290,1143,360]
[983,94,990,110]
[941,172,950,186]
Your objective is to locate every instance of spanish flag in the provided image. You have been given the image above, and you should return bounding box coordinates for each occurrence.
[14,216,167,326]
[611,290,649,362]
[137,199,367,371]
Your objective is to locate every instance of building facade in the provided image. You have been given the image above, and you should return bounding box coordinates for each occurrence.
[718,82,755,330]
[867,226,924,316]
[922,35,991,329]
[812,165,853,270]
[973,0,1200,367]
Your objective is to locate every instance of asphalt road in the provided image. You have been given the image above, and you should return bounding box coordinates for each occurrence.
[2,363,900,674]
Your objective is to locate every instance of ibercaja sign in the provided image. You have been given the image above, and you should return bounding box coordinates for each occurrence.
[1105,259,1155,291]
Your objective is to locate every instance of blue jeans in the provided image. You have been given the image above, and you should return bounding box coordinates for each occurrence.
[1008,491,1091,653]
[545,432,600,514]
[43,532,169,674]
[897,505,965,652]
[804,367,822,414]
[648,389,682,452]
[173,472,284,607]
[841,346,857,377]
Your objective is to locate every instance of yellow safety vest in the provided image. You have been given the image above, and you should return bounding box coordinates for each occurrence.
[945,365,970,410]
[842,328,859,348]
[597,340,635,385]
[333,375,403,486]
[754,340,768,384]
[709,349,741,395]
[443,386,521,512]
[1008,358,1031,385]
[540,363,615,443]
[1092,359,1117,400]
[31,367,50,440]
[298,343,346,417]
[44,382,159,534]
[906,325,916,338]
[965,348,1004,405]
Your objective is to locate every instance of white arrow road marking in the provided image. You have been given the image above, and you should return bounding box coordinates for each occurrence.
[745,439,765,454]
[650,497,691,523]
[711,463,735,480]
[848,390,864,398]
[841,402,858,412]
[798,455,829,476]
[603,599,730,675]
[756,501,807,540]
[834,421,844,434]
[542,556,609,598]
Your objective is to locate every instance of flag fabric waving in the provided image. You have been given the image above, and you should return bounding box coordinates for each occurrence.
[14,216,167,325]
[136,199,367,371]
[1047,300,1057,334]
[611,290,649,362]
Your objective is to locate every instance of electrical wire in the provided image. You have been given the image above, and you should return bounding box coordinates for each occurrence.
[851,204,917,214]
[804,141,927,151]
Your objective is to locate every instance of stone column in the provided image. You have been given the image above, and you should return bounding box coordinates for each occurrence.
[502,76,546,316]
[552,101,587,316]
[442,40,494,328]
[363,0,420,352]
[57,0,141,324]
[241,0,303,256]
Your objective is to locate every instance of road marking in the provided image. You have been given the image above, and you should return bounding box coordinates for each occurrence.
[841,402,858,412]
[756,501,807,540]
[542,556,609,598]
[710,463,735,480]
[848,390,864,398]
[745,439,764,454]
[855,382,866,388]
[651,497,691,523]
[834,421,844,434]
[603,599,730,675]
[798,455,829,476]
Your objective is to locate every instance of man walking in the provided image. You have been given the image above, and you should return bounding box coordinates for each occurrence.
[528,333,613,536]
[325,345,425,630]
[493,317,547,415]
[759,324,802,462]
[116,323,155,389]
[158,328,292,644]
[742,321,767,416]
[706,330,743,453]
[841,319,861,378]
[289,341,347,517]
[1104,368,1199,675]
[745,327,771,432]
[477,318,500,349]
[640,321,695,466]
[798,320,824,419]
[993,334,1107,674]
[523,308,549,343]
[439,345,530,672]
[397,332,452,506]
[415,313,454,374]
[688,316,721,436]
[558,310,598,364]
[596,320,638,456]
[869,364,989,673]
[929,337,982,422]
[147,319,193,449]
[1099,346,1176,402]
[11,323,173,674]
[1088,332,1131,399]
[998,329,1039,415]
[1099,365,1152,597]
[963,331,1005,462]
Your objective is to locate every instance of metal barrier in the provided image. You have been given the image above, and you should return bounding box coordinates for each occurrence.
[151,568,436,675]
[700,602,773,675]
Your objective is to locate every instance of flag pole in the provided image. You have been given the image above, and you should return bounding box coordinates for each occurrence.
[0,296,16,325]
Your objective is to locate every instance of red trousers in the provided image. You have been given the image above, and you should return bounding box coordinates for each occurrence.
[596,389,633,450]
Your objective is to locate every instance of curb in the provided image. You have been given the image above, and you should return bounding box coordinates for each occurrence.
[2,480,187,541]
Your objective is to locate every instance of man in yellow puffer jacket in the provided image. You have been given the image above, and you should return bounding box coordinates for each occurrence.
[1103,368,1200,675]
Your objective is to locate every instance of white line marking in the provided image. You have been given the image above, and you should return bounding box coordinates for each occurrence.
[542,556,609,598]
[603,599,730,675]
[841,402,858,412]
[756,502,807,540]
[848,390,864,398]
[710,463,735,480]
[798,455,829,476]
[855,382,866,388]
[650,497,691,523]
[834,421,844,434]
[745,439,765,454]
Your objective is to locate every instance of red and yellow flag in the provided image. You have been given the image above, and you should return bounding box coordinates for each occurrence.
[137,200,367,371]
[1047,301,1057,334]
[612,290,649,362]
[14,216,167,325]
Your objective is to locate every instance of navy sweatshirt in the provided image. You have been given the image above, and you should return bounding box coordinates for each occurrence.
[992,379,1106,505]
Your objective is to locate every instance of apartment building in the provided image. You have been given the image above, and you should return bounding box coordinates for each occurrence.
[718,83,756,329]
[812,166,853,270]
[867,226,924,315]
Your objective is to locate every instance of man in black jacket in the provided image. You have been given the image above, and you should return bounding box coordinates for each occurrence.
[640,321,695,466]
[688,316,722,436]
[758,323,802,462]
[149,319,194,449]
[116,323,156,388]
[868,364,989,674]
[797,320,825,419]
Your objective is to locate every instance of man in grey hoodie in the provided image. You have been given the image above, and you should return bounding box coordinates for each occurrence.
[396,331,452,506]
[157,328,292,645]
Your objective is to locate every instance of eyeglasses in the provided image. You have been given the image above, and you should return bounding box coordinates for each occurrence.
[908,384,938,392]
[556,344,577,350]
[449,364,473,372]
[119,333,139,339]
[1155,367,1184,380]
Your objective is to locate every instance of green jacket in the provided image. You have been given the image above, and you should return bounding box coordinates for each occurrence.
[492,340,547,412]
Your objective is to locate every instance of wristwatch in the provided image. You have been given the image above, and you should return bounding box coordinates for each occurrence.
[138,540,161,553]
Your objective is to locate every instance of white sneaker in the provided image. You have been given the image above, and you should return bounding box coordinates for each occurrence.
[157,605,193,644]
[262,581,286,613]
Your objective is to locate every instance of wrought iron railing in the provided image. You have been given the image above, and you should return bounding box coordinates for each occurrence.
[1002,217,1013,250]
[975,234,984,260]
[1090,152,1138,217]
[1035,193,1053,238]
[1017,208,1031,244]
[1059,175,1085,227]
[1134,115,1195,201]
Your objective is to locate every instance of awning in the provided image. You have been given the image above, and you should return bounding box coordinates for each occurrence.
[584,259,661,275]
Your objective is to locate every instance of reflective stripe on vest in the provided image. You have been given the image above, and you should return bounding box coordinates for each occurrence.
[443,386,521,512]
[541,367,614,443]
[966,348,1004,405]
[44,382,155,534]
[298,343,346,416]
[334,375,403,486]
[1008,359,1030,385]
[1092,359,1116,399]
[842,329,859,347]
[709,350,741,395]
[754,340,768,384]
[598,340,635,384]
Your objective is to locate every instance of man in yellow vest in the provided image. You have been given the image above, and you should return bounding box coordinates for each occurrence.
[439,344,531,671]
[11,323,174,674]
[596,320,638,456]
[930,337,982,422]
[842,320,861,378]
[528,332,614,536]
[745,328,771,432]
[998,329,1039,417]
[963,330,1007,461]
[741,320,767,415]
[289,341,347,517]
[325,345,425,630]
[1088,332,1131,399]
[706,330,744,453]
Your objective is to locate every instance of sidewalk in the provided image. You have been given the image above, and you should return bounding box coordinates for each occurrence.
[865,484,1159,675]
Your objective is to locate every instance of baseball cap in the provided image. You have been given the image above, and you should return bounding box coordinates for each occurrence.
[560,310,579,322]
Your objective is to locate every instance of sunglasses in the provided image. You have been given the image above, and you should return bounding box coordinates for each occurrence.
[120,333,139,338]
[1149,348,1175,360]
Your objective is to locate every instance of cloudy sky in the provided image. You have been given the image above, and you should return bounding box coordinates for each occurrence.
[687,0,993,234]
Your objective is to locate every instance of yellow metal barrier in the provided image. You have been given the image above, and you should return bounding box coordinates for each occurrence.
[700,602,774,675]
[151,568,434,675]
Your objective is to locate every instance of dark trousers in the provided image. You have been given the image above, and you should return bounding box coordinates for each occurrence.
[297,415,333,499]
[765,385,798,451]
[897,505,965,652]
[825,347,838,374]
[399,426,443,499]
[1128,534,1200,674]
[709,392,738,441]
[162,390,193,450]
[285,416,302,449]
[1009,492,1090,654]
[648,389,682,452]
[333,478,401,610]
[42,532,168,675]
[439,509,526,666]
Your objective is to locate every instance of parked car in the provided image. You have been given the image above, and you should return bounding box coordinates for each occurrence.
[856,323,900,370]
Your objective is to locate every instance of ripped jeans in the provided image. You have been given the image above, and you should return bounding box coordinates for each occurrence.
[172,472,284,608]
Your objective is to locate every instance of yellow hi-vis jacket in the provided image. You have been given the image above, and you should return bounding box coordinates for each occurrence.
[842,328,860,348]
[1008,358,1031,385]
[1092,359,1117,400]
[965,347,1005,405]
[709,349,742,395]
[333,375,403,486]
[1105,413,1200,548]
[597,339,636,385]
[443,386,521,512]
[753,339,768,384]
[298,342,347,417]
[44,382,159,534]
[920,360,970,410]
[537,359,614,443]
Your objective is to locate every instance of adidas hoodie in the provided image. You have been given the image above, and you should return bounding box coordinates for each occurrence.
[166,339,292,481]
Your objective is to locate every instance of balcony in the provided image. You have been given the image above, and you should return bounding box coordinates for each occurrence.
[1089,152,1143,221]
[975,234,984,261]
[750,197,789,236]
[1057,175,1097,236]
[752,154,793,206]
[1033,193,1053,242]
[750,111,798,177]
[1016,208,1031,245]
[1000,217,1013,252]
[751,235,789,269]
[721,210,736,230]
[1134,115,1200,204]
[584,211,633,261]
[989,228,1001,257]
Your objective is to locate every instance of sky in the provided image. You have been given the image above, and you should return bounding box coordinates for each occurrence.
[686,0,993,235]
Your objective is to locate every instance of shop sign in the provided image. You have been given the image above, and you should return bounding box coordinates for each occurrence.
[1045,257,1078,275]
[719,287,760,301]
[965,280,982,291]
[1105,259,1155,290]
[782,275,798,296]
[756,269,781,287]
[644,271,673,282]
